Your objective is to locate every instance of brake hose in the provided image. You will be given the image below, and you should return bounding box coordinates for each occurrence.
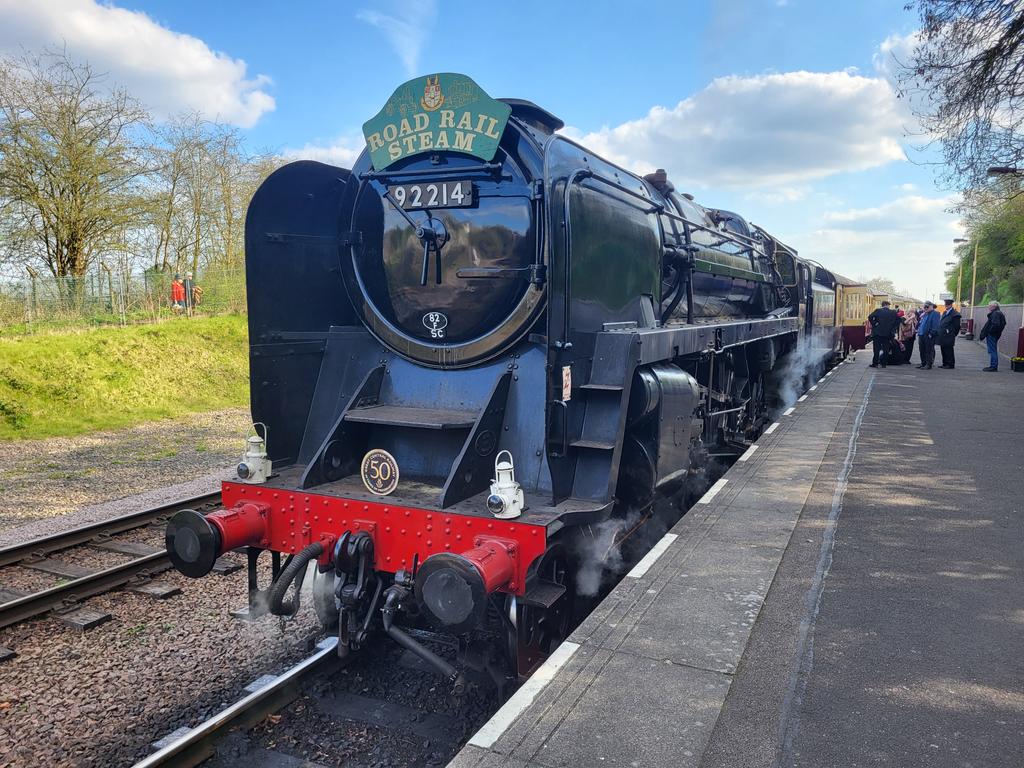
[268,541,325,617]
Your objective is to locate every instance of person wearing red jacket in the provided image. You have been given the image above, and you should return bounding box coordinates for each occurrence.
[170,273,186,313]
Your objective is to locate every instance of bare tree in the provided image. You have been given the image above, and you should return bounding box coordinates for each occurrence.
[147,117,200,273]
[208,130,281,270]
[0,51,149,281]
[901,1,1024,189]
[142,116,281,285]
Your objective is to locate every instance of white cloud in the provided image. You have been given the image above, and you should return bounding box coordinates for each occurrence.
[743,185,812,205]
[874,31,935,138]
[874,31,919,84]
[822,194,955,232]
[795,195,963,299]
[0,0,274,127]
[284,137,364,168]
[566,70,906,189]
[356,0,436,77]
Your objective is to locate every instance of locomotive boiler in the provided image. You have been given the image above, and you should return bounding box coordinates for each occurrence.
[165,73,839,688]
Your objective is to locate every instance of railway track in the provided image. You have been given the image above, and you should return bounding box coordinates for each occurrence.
[136,637,341,768]
[0,491,222,630]
[136,634,493,768]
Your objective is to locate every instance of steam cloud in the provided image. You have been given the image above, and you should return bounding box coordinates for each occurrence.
[770,337,826,414]
[572,458,728,598]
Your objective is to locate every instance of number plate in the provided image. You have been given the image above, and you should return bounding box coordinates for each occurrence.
[388,180,473,210]
[361,448,400,495]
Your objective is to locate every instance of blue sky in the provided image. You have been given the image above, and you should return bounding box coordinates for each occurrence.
[0,0,964,300]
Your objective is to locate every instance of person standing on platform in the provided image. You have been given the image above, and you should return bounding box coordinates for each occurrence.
[937,298,962,369]
[867,300,899,368]
[900,308,918,364]
[978,301,1007,372]
[916,302,940,369]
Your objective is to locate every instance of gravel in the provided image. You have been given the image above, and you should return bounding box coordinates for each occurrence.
[0,553,323,768]
[0,407,251,536]
[208,640,500,768]
[0,406,321,767]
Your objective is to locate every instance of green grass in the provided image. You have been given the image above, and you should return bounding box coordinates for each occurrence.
[0,314,249,440]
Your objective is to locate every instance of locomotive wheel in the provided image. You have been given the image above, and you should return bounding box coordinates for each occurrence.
[507,545,574,678]
[312,566,340,633]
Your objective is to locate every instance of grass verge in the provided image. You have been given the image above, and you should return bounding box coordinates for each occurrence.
[0,315,249,440]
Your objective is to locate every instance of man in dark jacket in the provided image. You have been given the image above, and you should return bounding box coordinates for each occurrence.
[978,300,1007,371]
[937,299,962,368]
[916,302,940,368]
[867,300,900,368]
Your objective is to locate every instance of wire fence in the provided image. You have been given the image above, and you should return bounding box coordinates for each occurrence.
[0,266,247,332]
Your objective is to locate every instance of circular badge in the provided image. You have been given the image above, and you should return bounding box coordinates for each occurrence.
[422,311,448,339]
[360,449,399,495]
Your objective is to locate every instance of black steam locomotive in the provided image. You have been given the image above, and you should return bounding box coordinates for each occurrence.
[166,73,841,688]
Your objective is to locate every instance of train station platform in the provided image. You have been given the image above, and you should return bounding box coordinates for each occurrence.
[451,339,1024,768]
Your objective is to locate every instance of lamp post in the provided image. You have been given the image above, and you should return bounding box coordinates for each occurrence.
[950,238,967,306]
[944,260,962,306]
[969,242,979,306]
[953,237,976,336]
[985,167,1024,360]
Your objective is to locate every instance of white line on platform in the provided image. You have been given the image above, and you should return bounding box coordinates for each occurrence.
[810,385,818,391]
[627,533,679,578]
[469,641,580,748]
[798,394,808,402]
[818,378,825,383]
[783,406,796,416]
[765,422,780,434]
[697,478,728,505]
[738,444,759,462]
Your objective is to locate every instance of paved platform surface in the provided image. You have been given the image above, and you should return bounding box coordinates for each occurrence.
[452,339,1024,768]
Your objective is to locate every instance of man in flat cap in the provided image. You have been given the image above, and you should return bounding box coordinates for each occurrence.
[937,298,962,369]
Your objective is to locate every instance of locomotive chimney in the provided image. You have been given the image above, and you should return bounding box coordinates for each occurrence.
[643,168,675,195]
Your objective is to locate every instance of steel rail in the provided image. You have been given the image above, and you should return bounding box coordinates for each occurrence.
[0,491,222,629]
[134,637,340,768]
[0,551,171,629]
[0,491,222,567]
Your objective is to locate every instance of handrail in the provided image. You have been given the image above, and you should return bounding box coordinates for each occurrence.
[558,168,594,349]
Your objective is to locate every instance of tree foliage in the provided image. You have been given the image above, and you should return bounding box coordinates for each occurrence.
[902,1,1024,189]
[0,52,148,278]
[0,50,280,286]
[948,196,1024,303]
[146,116,275,276]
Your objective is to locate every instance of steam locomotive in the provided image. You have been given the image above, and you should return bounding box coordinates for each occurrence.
[165,74,843,689]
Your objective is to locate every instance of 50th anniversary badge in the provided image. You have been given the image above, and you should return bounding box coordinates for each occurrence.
[361,448,400,495]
